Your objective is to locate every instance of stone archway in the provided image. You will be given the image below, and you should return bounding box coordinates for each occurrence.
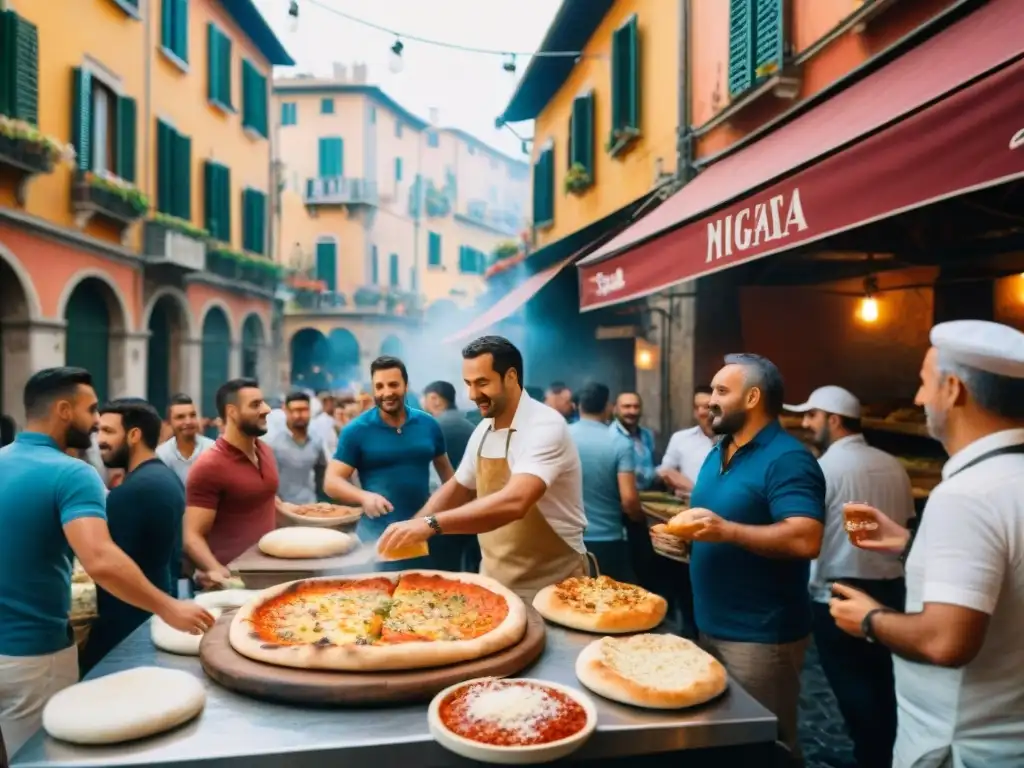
[64,277,128,403]
[380,334,404,358]
[0,253,35,423]
[200,306,232,430]
[240,314,266,381]
[327,328,360,388]
[290,327,331,392]
[146,293,191,416]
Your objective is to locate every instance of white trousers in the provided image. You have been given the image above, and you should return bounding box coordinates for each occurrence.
[0,645,79,757]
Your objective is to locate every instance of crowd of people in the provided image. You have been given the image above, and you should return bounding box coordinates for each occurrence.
[1,321,1023,767]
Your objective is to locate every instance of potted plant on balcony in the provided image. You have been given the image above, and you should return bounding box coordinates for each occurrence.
[354,285,383,309]
[148,212,209,241]
[73,171,150,223]
[425,184,451,218]
[289,276,327,309]
[563,162,593,196]
[205,243,243,279]
[0,116,76,174]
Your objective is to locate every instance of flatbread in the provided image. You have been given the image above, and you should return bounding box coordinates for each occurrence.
[229,570,527,671]
[575,634,728,709]
[194,589,256,611]
[532,576,667,633]
[42,667,206,744]
[151,608,223,655]
[258,527,356,559]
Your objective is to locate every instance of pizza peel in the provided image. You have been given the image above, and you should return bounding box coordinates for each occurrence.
[198,606,547,706]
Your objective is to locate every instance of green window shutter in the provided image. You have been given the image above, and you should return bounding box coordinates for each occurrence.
[394,157,402,182]
[173,0,189,61]
[256,71,267,136]
[70,67,93,171]
[371,245,379,284]
[625,16,639,129]
[242,190,265,254]
[1,11,40,124]
[203,162,214,233]
[173,131,191,221]
[728,0,755,97]
[207,24,220,102]
[156,121,173,214]
[318,137,343,177]
[610,15,639,134]
[115,95,137,183]
[532,147,554,225]
[254,191,265,254]
[242,189,252,251]
[205,162,230,241]
[754,0,785,79]
[160,0,174,50]
[427,232,441,267]
[241,60,253,130]
[219,34,232,107]
[219,165,231,242]
[389,253,399,287]
[570,93,594,174]
[316,241,337,292]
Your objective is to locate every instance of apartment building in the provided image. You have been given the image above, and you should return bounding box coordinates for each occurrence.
[0,0,292,424]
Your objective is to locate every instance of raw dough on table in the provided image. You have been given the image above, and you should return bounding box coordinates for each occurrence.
[258,527,356,559]
[151,608,223,655]
[194,589,255,611]
[42,667,206,745]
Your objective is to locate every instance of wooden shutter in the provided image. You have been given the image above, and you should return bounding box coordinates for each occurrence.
[71,67,93,171]
[219,34,232,107]
[205,162,230,241]
[161,0,174,50]
[219,165,231,242]
[243,60,266,135]
[728,0,755,97]
[173,131,191,221]
[0,11,40,125]
[116,95,137,183]
[156,121,173,214]
[754,0,785,78]
[173,0,188,61]
[371,245,379,284]
[389,253,399,287]
[204,162,215,235]
[316,241,337,292]
[428,232,441,267]
[610,15,639,133]
[207,24,220,102]
[571,92,594,174]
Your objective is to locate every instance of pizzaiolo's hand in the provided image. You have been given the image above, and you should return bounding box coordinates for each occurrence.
[361,493,394,519]
[378,518,434,555]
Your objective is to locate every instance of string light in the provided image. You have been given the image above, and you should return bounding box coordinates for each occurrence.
[388,38,405,74]
[858,276,880,324]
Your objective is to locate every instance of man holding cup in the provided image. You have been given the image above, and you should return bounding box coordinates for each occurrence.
[784,386,914,768]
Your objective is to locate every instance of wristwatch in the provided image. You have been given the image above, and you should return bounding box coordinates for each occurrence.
[424,515,443,535]
[862,607,891,643]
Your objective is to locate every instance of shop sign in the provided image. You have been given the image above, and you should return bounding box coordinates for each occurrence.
[591,267,626,297]
[706,188,808,264]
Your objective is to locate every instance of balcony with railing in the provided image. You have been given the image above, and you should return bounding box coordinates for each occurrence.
[304,177,379,207]
[454,199,523,236]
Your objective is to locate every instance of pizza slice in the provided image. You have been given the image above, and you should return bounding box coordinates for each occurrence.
[381,572,510,644]
[533,575,668,633]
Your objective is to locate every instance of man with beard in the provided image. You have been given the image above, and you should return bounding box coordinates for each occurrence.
[81,398,188,674]
[658,385,716,495]
[377,337,588,600]
[184,378,290,589]
[324,357,454,571]
[156,394,215,487]
[783,385,914,768]
[669,353,825,763]
[266,391,327,505]
[0,368,212,754]
[832,321,1024,768]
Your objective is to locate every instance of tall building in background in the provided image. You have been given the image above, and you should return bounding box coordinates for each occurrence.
[0,0,292,425]
[272,64,529,392]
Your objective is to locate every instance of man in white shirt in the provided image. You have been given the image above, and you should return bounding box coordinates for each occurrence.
[377,336,587,600]
[658,385,715,493]
[155,394,215,487]
[831,320,1024,768]
[785,385,914,768]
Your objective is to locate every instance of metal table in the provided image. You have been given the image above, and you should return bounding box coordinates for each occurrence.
[228,539,377,590]
[14,623,777,767]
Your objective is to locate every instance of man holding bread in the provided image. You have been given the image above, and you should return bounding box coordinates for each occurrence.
[665,353,825,763]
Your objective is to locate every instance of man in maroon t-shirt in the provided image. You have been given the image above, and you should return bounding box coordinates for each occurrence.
[184,378,294,587]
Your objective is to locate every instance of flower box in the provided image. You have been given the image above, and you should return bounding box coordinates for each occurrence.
[72,171,148,230]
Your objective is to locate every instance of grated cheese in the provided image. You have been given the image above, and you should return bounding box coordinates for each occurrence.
[464,683,560,737]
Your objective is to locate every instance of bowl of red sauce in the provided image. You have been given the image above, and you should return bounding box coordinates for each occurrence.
[428,677,598,764]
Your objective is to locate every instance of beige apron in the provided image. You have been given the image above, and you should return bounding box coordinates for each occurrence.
[476,426,589,602]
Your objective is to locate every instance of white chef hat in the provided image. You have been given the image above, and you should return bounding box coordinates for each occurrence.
[930,320,1024,379]
[783,385,861,419]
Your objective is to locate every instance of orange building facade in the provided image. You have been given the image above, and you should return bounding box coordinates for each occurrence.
[0,0,292,425]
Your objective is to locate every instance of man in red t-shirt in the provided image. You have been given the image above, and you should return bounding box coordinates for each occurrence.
[184,378,293,588]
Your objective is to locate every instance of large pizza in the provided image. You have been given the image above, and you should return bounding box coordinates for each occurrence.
[228,570,527,671]
[532,576,667,633]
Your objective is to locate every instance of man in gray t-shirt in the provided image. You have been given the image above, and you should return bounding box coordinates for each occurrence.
[155,394,215,486]
[265,392,326,505]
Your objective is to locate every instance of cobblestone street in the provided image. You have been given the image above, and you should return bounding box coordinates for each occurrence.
[800,640,856,768]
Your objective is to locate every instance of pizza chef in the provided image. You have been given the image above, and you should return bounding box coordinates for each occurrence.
[377,335,589,601]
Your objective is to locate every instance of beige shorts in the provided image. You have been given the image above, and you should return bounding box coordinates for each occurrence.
[0,645,79,758]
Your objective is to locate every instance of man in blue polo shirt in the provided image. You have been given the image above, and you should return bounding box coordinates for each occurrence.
[673,353,825,763]
[324,356,454,570]
[0,368,212,756]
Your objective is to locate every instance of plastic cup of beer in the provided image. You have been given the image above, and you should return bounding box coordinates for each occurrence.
[378,541,430,562]
[843,502,879,544]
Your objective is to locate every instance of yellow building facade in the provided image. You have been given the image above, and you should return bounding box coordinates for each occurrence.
[272,71,530,390]
[0,0,292,423]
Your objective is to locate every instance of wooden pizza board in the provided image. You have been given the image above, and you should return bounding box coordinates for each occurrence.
[199,606,547,706]
[229,541,378,590]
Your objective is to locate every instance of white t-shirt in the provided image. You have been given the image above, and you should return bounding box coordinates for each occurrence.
[659,426,714,483]
[811,434,915,602]
[455,394,586,554]
[894,428,1024,768]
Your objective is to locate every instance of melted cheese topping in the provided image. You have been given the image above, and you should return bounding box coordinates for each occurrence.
[599,635,712,690]
[554,575,647,613]
[463,682,560,738]
[253,587,390,646]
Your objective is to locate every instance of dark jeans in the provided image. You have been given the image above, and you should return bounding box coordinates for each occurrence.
[624,519,660,592]
[585,539,635,583]
[811,577,905,768]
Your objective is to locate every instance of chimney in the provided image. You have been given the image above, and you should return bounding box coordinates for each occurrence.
[352,63,368,84]
[332,62,347,82]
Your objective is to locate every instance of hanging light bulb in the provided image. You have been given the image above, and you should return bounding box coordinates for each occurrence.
[503,54,517,74]
[388,38,405,74]
[288,0,299,33]
[858,276,880,323]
